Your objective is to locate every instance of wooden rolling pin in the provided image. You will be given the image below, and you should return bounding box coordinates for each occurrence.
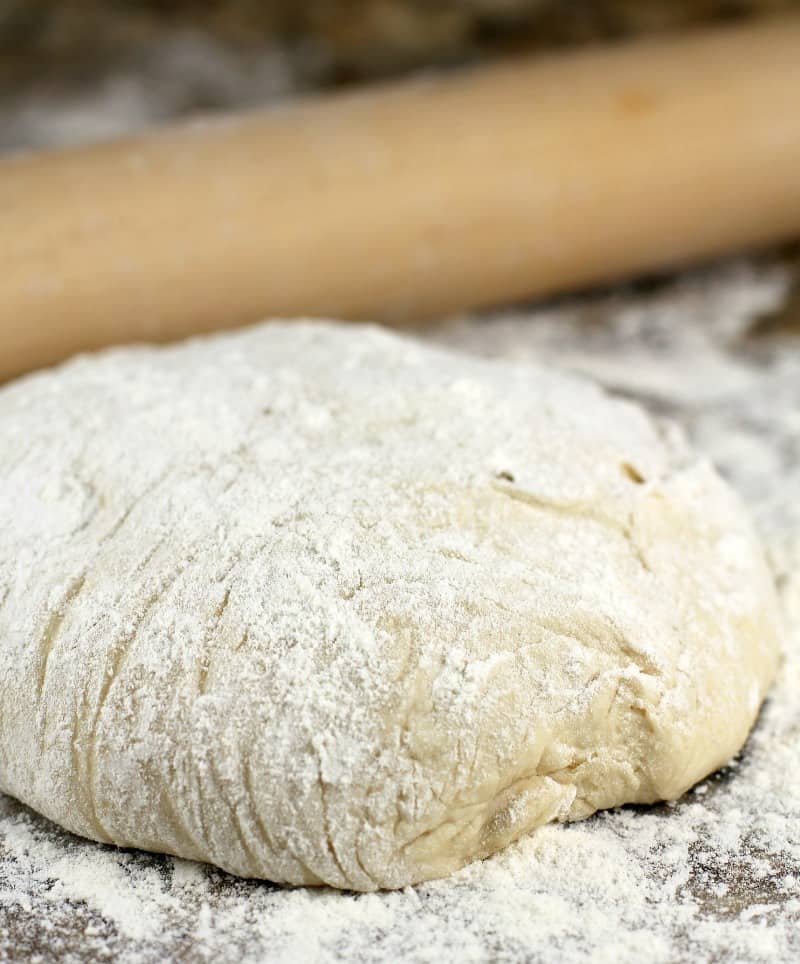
[2,17,800,381]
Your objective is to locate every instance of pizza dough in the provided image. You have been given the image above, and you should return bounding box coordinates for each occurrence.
[0,321,781,891]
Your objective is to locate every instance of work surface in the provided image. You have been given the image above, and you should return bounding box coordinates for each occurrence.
[1,257,799,963]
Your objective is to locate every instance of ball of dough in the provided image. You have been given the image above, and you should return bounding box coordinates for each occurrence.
[0,321,781,891]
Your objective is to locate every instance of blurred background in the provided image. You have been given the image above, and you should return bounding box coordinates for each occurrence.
[3,0,799,358]
[3,0,800,152]
[2,0,799,379]
[1,1,799,353]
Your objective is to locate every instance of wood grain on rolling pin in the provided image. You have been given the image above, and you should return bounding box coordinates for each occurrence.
[1,17,800,381]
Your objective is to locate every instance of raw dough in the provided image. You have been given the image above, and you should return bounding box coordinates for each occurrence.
[0,321,781,891]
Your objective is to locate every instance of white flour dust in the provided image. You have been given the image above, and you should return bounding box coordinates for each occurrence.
[1,259,799,963]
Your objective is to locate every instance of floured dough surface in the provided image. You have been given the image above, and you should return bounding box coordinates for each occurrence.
[0,320,781,891]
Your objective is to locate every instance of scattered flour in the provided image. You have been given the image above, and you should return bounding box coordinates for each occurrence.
[1,258,799,962]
